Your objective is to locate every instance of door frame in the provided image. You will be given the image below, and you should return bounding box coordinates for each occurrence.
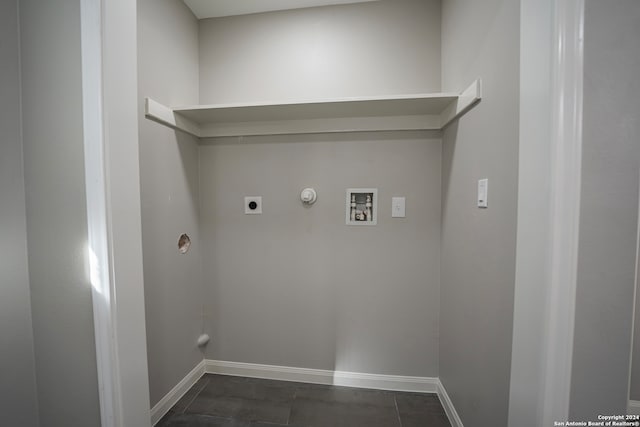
[80,0,151,425]
[509,0,584,425]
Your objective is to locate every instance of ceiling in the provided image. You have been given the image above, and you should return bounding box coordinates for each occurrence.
[183,0,381,19]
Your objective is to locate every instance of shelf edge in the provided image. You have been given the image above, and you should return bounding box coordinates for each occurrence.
[172,92,460,112]
[145,98,201,138]
[440,78,482,129]
[197,115,442,138]
[144,79,482,138]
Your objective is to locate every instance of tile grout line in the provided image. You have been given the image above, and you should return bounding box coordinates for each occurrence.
[394,394,403,427]
[286,387,298,425]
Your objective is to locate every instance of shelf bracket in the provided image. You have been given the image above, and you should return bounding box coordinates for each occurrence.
[145,98,201,137]
[440,78,482,129]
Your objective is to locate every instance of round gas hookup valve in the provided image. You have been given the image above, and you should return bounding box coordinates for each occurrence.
[300,188,317,205]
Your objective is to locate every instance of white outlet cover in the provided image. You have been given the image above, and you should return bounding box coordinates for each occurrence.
[245,196,262,214]
[392,197,406,218]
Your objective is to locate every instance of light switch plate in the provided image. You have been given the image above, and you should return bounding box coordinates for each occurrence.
[392,197,406,218]
[477,179,488,208]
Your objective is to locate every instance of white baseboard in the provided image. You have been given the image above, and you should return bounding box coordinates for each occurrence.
[628,400,640,415]
[150,360,206,426]
[437,379,464,427]
[152,358,461,427]
[204,359,438,393]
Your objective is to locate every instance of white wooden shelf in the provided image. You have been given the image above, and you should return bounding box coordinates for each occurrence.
[145,79,481,138]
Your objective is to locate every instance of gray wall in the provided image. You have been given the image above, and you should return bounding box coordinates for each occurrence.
[138,0,443,405]
[19,0,101,425]
[439,0,520,426]
[0,1,39,425]
[196,0,443,377]
[200,132,442,376]
[137,0,205,406]
[571,0,640,417]
[198,0,441,105]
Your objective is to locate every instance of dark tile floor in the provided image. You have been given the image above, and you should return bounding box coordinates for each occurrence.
[158,374,451,427]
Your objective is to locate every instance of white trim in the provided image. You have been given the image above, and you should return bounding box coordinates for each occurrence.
[183,0,381,20]
[145,98,201,138]
[150,360,206,426]
[144,79,481,138]
[541,0,584,425]
[628,400,640,416]
[508,0,554,424]
[510,1,584,425]
[196,115,442,138]
[80,0,123,426]
[88,0,151,425]
[439,78,482,129]
[437,380,464,427]
[158,360,463,427]
[627,163,640,414]
[205,360,437,393]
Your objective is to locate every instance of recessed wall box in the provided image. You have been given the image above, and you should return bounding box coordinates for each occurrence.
[346,188,377,225]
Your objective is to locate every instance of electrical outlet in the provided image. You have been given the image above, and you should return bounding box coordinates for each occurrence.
[244,196,262,214]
